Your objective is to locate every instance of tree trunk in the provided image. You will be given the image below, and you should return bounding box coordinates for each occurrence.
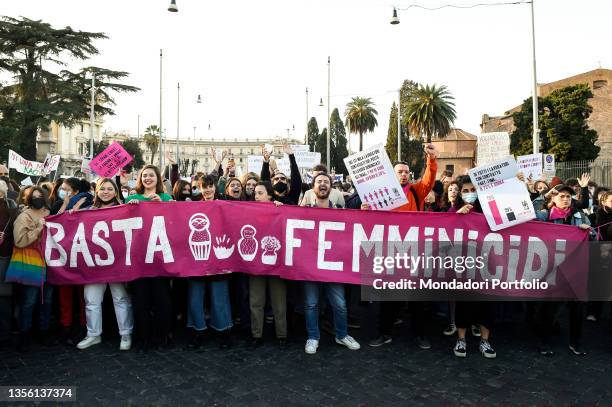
[359,130,363,152]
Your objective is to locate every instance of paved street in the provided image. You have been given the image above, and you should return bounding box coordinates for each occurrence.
[1,305,612,406]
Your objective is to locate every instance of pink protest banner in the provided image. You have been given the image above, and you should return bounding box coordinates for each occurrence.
[88,141,133,178]
[42,201,590,299]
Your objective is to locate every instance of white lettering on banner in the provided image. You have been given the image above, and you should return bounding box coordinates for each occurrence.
[285,219,315,266]
[45,222,67,267]
[523,237,548,281]
[386,226,420,275]
[480,233,504,280]
[352,224,385,272]
[317,221,345,271]
[111,217,143,266]
[70,223,94,267]
[145,216,174,263]
[92,221,115,266]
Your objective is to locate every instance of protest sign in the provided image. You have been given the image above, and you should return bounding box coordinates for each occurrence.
[247,155,264,174]
[42,201,590,300]
[42,153,61,175]
[89,142,133,178]
[343,144,407,211]
[476,132,510,166]
[288,151,321,169]
[8,150,44,176]
[469,156,535,231]
[290,144,309,152]
[517,153,543,180]
[20,177,33,186]
[80,158,92,175]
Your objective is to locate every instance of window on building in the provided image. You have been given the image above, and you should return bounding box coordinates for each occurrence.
[593,80,608,89]
[80,124,84,133]
[445,164,455,174]
[239,158,243,163]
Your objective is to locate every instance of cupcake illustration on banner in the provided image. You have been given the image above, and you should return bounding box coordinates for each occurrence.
[238,225,258,261]
[188,213,211,261]
[260,236,281,265]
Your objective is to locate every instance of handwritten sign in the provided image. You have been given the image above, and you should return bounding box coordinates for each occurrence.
[477,132,510,166]
[89,142,133,178]
[8,150,44,176]
[517,153,543,180]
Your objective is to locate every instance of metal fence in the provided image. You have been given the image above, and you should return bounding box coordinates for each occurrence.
[556,160,612,187]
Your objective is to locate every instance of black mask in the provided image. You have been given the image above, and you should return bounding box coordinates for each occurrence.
[180,192,191,201]
[31,197,45,210]
[273,182,288,194]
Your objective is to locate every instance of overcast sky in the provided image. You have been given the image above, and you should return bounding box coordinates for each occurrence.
[4,0,611,151]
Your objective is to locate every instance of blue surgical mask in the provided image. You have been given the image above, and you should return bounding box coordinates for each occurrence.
[192,188,201,196]
[58,189,67,200]
[462,192,478,204]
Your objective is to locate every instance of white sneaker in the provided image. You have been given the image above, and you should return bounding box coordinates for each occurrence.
[305,339,319,354]
[120,335,132,351]
[77,336,101,350]
[335,335,360,350]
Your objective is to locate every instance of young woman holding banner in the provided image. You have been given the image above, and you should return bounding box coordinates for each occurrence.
[185,174,233,349]
[449,175,496,359]
[247,181,287,350]
[125,165,174,351]
[5,187,52,352]
[76,178,134,351]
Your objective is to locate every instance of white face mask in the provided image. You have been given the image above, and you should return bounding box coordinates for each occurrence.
[462,192,478,204]
[58,189,67,200]
[122,191,128,199]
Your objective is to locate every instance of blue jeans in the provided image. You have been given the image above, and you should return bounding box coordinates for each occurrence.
[19,284,54,333]
[303,282,348,340]
[187,277,232,331]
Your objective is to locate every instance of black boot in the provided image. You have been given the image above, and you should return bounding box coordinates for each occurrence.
[187,330,206,350]
[61,327,74,346]
[217,330,232,349]
[16,332,31,353]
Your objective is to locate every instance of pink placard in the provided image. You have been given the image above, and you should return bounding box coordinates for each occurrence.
[88,142,133,178]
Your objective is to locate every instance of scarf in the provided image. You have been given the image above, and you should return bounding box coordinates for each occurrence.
[549,206,571,221]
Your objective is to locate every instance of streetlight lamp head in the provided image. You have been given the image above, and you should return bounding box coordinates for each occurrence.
[390,8,400,25]
[319,98,324,107]
[168,0,178,12]
[197,94,202,103]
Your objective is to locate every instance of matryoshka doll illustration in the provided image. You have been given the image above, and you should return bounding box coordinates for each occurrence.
[189,213,211,260]
[238,225,258,261]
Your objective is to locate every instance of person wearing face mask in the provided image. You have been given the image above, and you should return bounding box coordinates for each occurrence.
[5,187,52,351]
[76,178,133,351]
[120,185,130,202]
[533,184,593,356]
[447,175,496,359]
[0,179,17,349]
[172,180,193,201]
[261,144,302,205]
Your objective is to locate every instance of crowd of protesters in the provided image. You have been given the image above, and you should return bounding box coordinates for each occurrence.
[0,143,610,360]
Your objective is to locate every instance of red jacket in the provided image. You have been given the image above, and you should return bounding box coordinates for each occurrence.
[392,157,437,212]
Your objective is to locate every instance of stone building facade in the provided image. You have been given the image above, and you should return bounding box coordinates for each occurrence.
[480,68,612,159]
[430,128,477,178]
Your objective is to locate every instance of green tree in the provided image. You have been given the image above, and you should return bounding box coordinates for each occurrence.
[0,17,139,160]
[330,108,348,174]
[344,97,378,152]
[315,128,334,168]
[307,117,319,152]
[143,125,160,164]
[510,84,599,161]
[385,101,400,161]
[385,102,424,175]
[405,83,456,143]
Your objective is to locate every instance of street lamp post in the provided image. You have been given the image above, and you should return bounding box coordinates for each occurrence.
[397,89,401,162]
[390,1,539,154]
[327,56,331,170]
[305,87,309,145]
[176,82,180,165]
[159,49,163,169]
[89,74,95,159]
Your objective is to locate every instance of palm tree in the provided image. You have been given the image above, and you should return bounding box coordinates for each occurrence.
[344,97,378,152]
[405,84,456,143]
[143,125,160,164]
